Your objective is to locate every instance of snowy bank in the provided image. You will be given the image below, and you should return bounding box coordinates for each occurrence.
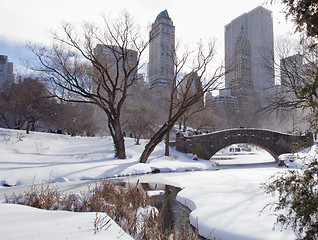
[0,128,216,187]
[0,203,132,240]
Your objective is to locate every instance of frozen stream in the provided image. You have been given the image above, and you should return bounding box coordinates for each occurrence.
[156,150,295,240]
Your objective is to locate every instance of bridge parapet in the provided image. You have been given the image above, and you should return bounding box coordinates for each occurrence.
[176,129,313,161]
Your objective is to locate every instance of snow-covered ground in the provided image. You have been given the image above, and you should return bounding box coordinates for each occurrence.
[0,204,133,240]
[0,128,312,239]
[163,162,294,240]
[0,128,215,187]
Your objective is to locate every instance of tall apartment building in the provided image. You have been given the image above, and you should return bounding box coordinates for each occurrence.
[94,44,138,84]
[230,25,257,108]
[0,55,14,86]
[148,10,175,96]
[224,6,275,108]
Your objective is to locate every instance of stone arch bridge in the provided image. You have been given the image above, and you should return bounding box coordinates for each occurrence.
[175,128,313,162]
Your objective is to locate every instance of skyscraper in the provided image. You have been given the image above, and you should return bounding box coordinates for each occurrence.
[148,10,175,96]
[224,6,275,108]
[228,24,260,110]
[0,55,14,86]
[94,44,138,83]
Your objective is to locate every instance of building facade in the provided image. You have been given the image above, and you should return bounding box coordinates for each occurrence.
[94,44,138,84]
[212,6,275,128]
[230,25,258,109]
[0,55,14,86]
[148,10,175,96]
[224,6,275,109]
[211,89,239,128]
[277,54,309,132]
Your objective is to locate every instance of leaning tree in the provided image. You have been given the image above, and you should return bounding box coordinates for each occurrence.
[28,12,148,159]
[139,41,226,163]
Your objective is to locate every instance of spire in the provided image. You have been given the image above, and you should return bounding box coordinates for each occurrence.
[155,10,171,21]
[239,24,245,41]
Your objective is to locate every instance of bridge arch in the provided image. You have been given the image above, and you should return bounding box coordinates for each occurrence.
[212,142,279,161]
[175,129,313,162]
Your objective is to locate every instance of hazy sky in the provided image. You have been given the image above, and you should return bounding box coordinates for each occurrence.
[0,0,297,68]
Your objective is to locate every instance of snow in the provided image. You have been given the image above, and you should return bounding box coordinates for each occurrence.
[164,167,295,240]
[0,127,310,239]
[0,128,215,186]
[0,203,132,240]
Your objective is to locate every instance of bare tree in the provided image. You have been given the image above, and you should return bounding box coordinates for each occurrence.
[139,40,226,163]
[121,82,162,144]
[0,77,57,133]
[177,72,205,132]
[49,102,101,136]
[187,106,227,132]
[264,39,318,129]
[179,104,204,132]
[28,12,148,158]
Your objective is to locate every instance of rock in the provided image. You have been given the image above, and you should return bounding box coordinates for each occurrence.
[278,160,286,167]
[152,168,160,174]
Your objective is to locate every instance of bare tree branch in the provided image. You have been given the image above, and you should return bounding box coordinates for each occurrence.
[28,12,148,159]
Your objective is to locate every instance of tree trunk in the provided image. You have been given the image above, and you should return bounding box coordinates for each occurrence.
[183,117,187,132]
[136,138,140,145]
[112,117,126,159]
[31,120,36,131]
[178,117,182,130]
[165,132,170,156]
[139,128,168,163]
[139,119,177,163]
[139,93,205,163]
[26,121,30,134]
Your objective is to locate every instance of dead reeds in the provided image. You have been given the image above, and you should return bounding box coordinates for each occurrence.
[4,180,168,239]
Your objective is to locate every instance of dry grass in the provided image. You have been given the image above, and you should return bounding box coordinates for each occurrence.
[5,184,61,210]
[4,180,175,239]
[5,180,206,239]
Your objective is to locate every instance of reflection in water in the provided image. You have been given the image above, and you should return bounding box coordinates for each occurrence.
[110,178,204,239]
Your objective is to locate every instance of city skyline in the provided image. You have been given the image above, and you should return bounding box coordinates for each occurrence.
[1,0,298,71]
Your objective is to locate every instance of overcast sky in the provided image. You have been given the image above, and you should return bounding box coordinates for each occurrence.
[0,0,297,69]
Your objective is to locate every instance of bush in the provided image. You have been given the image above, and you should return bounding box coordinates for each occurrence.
[262,159,318,240]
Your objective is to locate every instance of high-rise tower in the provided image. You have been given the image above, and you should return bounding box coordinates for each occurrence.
[94,44,138,83]
[148,10,175,96]
[0,55,14,86]
[225,6,275,108]
[231,25,256,108]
